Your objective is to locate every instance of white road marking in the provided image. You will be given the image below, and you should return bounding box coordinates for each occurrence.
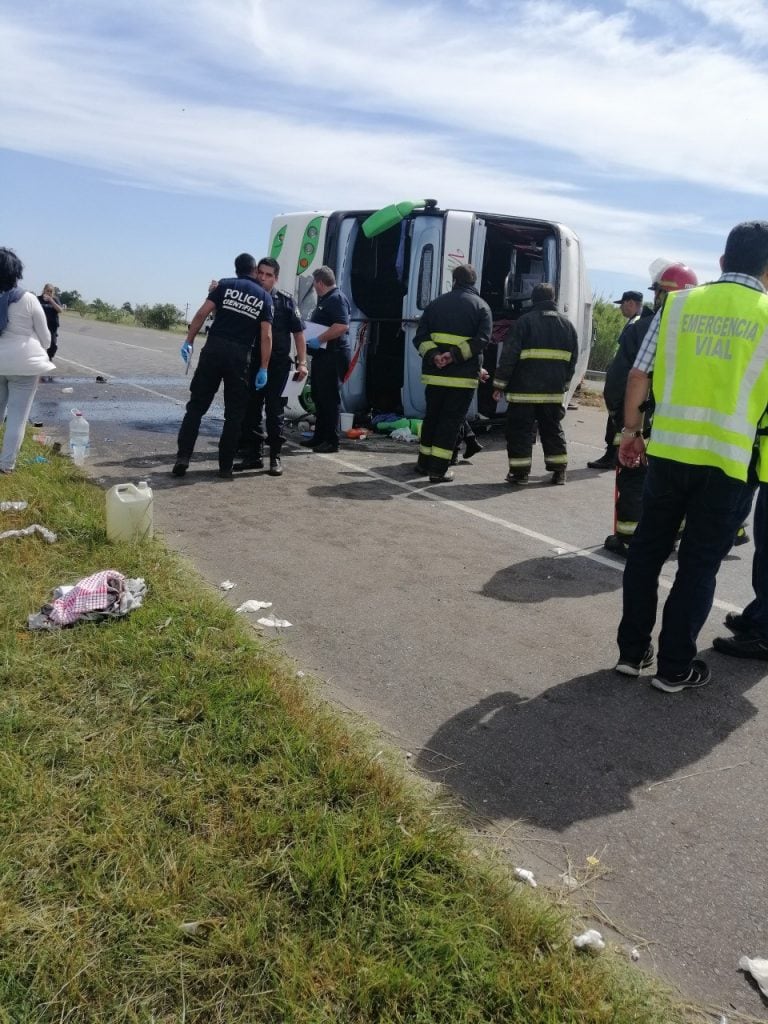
[313,450,741,614]
[55,356,189,406]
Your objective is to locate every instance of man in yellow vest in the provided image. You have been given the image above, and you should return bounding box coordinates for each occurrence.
[615,221,768,693]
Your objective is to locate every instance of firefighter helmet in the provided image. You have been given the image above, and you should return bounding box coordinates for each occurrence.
[649,260,698,293]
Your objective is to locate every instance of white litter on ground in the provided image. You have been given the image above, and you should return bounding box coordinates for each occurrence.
[219,580,236,590]
[630,947,640,961]
[236,600,273,613]
[0,501,28,511]
[1,524,57,544]
[514,868,537,887]
[738,955,768,997]
[573,929,605,952]
[559,871,579,890]
[257,616,292,628]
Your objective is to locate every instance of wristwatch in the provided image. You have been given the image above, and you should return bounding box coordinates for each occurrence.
[621,428,642,438]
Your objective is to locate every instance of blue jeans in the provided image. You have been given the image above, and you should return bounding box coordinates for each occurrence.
[617,457,755,676]
[739,484,768,636]
[0,374,39,472]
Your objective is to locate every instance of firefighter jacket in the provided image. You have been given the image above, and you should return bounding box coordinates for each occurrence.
[604,306,655,432]
[413,284,492,389]
[493,299,578,402]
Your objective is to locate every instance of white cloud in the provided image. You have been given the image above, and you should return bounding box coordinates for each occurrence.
[0,0,760,288]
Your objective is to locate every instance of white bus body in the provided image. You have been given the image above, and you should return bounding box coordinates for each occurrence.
[267,201,592,420]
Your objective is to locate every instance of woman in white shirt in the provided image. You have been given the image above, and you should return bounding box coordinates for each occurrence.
[0,248,55,473]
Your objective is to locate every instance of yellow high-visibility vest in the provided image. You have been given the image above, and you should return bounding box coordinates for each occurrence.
[649,283,768,481]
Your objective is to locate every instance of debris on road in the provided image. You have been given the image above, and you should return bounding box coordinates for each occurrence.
[514,868,537,887]
[257,616,292,628]
[219,579,236,590]
[236,600,272,613]
[573,929,605,952]
[738,955,768,997]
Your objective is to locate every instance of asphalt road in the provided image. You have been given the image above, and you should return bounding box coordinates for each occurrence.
[30,315,768,1018]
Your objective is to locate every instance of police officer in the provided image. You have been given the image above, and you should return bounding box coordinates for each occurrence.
[301,266,351,454]
[492,282,578,486]
[414,263,492,483]
[235,257,307,477]
[173,253,273,479]
[616,220,768,692]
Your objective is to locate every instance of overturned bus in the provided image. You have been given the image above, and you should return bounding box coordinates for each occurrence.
[267,199,592,420]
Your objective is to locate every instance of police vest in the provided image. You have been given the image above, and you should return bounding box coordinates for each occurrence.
[649,282,768,481]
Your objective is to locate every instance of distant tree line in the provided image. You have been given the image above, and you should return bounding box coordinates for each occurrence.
[589,296,626,371]
[58,290,183,331]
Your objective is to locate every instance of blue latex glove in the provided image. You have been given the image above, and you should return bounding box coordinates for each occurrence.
[254,368,268,390]
[306,336,322,351]
[180,341,193,364]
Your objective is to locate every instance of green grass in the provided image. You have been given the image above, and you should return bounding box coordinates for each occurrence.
[0,437,693,1023]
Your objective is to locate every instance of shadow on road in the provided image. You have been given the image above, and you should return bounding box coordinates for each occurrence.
[481,555,622,603]
[415,657,766,831]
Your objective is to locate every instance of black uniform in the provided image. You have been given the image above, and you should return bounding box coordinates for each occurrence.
[308,286,351,449]
[240,288,304,461]
[493,299,578,479]
[413,284,492,478]
[604,309,655,544]
[37,293,60,360]
[176,276,273,474]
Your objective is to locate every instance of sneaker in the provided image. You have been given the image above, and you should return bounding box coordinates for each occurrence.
[313,442,339,454]
[429,471,454,483]
[268,456,283,477]
[651,659,711,693]
[506,472,529,486]
[724,611,751,634]
[587,450,617,470]
[615,644,655,677]
[603,534,630,557]
[171,460,189,477]
[712,634,768,660]
[464,437,484,459]
[551,469,567,485]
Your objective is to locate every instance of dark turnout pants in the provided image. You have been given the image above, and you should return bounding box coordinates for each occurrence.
[738,484,767,636]
[176,337,252,472]
[615,462,647,539]
[311,346,350,446]
[419,384,475,476]
[505,402,567,475]
[241,356,292,457]
[618,457,755,676]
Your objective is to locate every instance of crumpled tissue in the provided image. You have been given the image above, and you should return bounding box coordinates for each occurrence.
[738,955,768,997]
[236,600,273,613]
[257,616,292,628]
[573,929,605,952]
[514,868,537,887]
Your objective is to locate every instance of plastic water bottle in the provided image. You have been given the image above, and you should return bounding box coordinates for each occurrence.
[69,410,90,466]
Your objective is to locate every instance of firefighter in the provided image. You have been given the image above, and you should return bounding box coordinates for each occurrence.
[492,282,578,486]
[602,261,698,556]
[413,263,492,483]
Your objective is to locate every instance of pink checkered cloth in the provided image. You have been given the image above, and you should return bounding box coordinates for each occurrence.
[48,569,126,626]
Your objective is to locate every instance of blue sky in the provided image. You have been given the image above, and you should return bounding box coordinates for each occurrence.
[1,0,766,313]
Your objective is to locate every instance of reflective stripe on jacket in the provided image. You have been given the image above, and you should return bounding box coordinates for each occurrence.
[413,285,492,389]
[493,300,578,403]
